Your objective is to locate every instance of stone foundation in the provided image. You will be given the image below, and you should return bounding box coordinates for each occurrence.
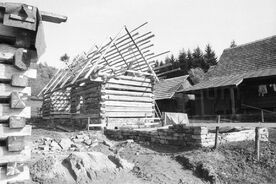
[104,124,269,147]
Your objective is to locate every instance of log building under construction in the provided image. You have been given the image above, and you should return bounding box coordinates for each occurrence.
[39,23,168,129]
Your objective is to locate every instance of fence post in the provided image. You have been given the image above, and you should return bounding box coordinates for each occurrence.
[255,110,263,161]
[214,115,220,149]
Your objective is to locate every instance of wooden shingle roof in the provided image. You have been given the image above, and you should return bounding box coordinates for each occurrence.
[179,35,276,92]
[154,75,191,100]
[207,35,276,77]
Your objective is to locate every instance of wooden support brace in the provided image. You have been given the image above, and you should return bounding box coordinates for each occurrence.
[255,127,260,161]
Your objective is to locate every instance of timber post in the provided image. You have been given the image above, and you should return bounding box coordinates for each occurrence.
[214,115,220,149]
[0,2,66,183]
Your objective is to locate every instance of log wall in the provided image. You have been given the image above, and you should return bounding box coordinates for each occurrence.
[42,75,155,129]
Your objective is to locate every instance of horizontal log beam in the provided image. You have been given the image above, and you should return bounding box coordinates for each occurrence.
[0,84,31,98]
[102,101,154,107]
[0,64,36,81]
[0,145,31,164]
[105,83,152,92]
[105,111,154,118]
[103,89,153,97]
[0,104,31,121]
[188,122,276,128]
[0,125,31,140]
[102,95,153,102]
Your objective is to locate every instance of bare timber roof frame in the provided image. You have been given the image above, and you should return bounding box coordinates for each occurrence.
[39,22,169,96]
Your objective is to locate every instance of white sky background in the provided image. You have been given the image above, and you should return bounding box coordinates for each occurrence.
[4,0,276,68]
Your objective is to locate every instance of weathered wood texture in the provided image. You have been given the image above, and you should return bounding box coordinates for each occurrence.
[0,144,31,164]
[0,125,32,140]
[0,165,30,184]
[0,105,31,120]
[42,76,155,128]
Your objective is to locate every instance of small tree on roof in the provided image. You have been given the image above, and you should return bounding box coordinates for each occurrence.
[230,40,237,48]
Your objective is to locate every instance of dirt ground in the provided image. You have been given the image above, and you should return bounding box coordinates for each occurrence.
[28,123,276,184]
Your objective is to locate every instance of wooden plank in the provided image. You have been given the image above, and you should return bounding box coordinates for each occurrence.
[106,111,153,118]
[103,89,153,97]
[0,64,36,80]
[0,125,31,140]
[0,84,31,98]
[106,78,152,87]
[105,83,152,92]
[0,105,31,121]
[104,106,154,112]
[9,116,26,129]
[187,122,276,128]
[102,101,154,107]
[116,75,151,83]
[40,11,67,24]
[103,95,153,102]
[0,165,30,184]
[0,145,31,164]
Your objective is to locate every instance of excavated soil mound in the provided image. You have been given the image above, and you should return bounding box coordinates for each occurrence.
[30,152,139,184]
[30,155,75,184]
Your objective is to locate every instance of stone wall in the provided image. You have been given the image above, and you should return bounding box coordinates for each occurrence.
[104,124,269,147]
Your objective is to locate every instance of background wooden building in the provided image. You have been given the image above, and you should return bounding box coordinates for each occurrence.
[154,75,194,114]
[179,36,276,119]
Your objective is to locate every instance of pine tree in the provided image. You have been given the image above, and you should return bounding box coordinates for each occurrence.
[187,49,193,70]
[164,56,170,64]
[204,44,217,66]
[178,50,189,73]
[192,47,209,72]
[170,54,176,64]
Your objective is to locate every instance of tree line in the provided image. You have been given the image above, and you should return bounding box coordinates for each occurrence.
[154,44,218,80]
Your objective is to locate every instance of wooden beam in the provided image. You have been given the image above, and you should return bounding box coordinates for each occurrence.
[124,26,159,82]
[105,83,152,92]
[11,74,28,87]
[40,11,67,23]
[0,145,31,164]
[102,101,154,108]
[0,84,31,98]
[84,28,123,79]
[105,111,153,118]
[0,64,36,80]
[103,95,153,102]
[200,91,205,115]
[0,125,31,140]
[10,92,28,109]
[103,89,153,97]
[0,105,31,121]
[230,87,236,114]
[104,106,153,112]
[9,116,26,129]
[187,122,276,128]
[7,136,25,152]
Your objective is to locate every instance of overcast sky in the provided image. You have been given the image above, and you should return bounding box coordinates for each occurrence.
[6,0,276,68]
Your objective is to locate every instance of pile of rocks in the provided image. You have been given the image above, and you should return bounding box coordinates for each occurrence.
[33,132,105,153]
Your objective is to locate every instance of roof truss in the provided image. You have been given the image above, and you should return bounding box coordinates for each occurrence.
[39,23,169,96]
